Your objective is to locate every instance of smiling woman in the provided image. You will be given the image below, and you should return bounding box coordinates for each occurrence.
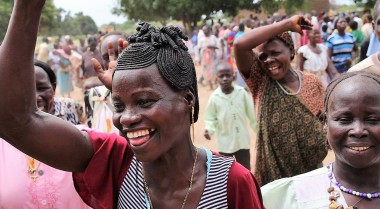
[261,71,380,209]
[0,1,263,209]
[0,61,88,209]
[234,15,328,186]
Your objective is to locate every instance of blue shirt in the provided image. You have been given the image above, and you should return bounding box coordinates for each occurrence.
[326,33,355,67]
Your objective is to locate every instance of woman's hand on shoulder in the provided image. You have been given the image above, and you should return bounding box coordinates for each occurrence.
[288,15,313,35]
[92,38,129,90]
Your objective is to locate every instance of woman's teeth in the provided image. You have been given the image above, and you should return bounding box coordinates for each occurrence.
[348,146,370,151]
[127,129,155,139]
[268,66,279,71]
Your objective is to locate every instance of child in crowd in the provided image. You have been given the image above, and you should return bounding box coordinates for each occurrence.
[204,62,256,170]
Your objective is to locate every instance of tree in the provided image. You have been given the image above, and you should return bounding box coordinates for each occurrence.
[0,0,13,41]
[73,12,98,35]
[39,0,60,35]
[116,0,257,34]
[114,0,169,25]
[354,0,377,9]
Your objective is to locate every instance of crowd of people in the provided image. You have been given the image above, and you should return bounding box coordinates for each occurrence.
[1,0,380,208]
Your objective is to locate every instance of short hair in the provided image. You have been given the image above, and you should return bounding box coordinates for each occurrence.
[321,24,328,32]
[349,21,358,30]
[87,36,97,45]
[324,71,380,117]
[216,61,233,72]
[238,22,245,32]
[100,31,128,44]
[34,60,57,90]
[115,22,199,123]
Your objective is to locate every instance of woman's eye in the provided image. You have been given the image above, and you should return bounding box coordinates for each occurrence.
[37,87,51,92]
[272,51,281,56]
[337,117,352,124]
[366,117,379,124]
[113,103,125,112]
[137,99,155,107]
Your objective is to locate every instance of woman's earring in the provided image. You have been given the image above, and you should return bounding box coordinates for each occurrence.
[191,106,195,142]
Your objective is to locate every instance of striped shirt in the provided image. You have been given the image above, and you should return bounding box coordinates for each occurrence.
[117,148,234,209]
[326,33,355,67]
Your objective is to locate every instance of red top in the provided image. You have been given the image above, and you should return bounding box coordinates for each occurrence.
[73,130,263,209]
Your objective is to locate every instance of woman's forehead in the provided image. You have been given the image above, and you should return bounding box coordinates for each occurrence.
[264,39,288,50]
[112,65,169,90]
[34,66,48,78]
[329,76,380,107]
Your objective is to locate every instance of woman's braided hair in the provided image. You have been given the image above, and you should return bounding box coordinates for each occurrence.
[115,22,199,123]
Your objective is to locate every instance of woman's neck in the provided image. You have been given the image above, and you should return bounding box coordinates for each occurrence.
[333,161,380,193]
[279,68,298,84]
[142,140,198,188]
[309,41,317,47]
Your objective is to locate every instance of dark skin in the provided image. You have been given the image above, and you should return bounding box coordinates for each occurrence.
[35,66,55,114]
[327,17,358,68]
[112,66,207,209]
[92,37,128,90]
[204,64,234,140]
[298,28,339,79]
[326,76,380,208]
[234,15,312,93]
[0,1,208,208]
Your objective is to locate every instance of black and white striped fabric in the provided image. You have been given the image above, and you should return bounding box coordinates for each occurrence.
[117,151,234,209]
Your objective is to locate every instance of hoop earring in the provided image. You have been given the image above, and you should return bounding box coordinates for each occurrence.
[191,106,195,143]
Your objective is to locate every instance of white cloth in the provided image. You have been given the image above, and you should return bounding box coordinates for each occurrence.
[298,44,329,87]
[261,167,350,209]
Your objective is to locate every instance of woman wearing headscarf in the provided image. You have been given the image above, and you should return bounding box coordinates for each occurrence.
[234,15,328,186]
[0,1,264,208]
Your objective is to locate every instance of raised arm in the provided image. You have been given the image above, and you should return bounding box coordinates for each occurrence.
[0,0,93,172]
[234,15,312,78]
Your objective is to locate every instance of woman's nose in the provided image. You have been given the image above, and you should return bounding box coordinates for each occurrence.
[119,109,142,127]
[348,121,368,138]
[264,56,274,63]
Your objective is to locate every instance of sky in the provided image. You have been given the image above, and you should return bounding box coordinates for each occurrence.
[53,0,126,26]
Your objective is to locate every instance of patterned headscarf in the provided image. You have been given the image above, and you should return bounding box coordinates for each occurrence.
[274,32,295,60]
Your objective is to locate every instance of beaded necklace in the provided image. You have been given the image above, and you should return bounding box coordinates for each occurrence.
[142,147,199,209]
[275,70,302,95]
[328,163,380,199]
[26,156,44,182]
[327,163,380,209]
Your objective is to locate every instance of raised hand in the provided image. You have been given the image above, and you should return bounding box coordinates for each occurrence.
[288,15,313,35]
[92,38,128,90]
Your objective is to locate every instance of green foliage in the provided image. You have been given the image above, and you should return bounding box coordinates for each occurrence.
[0,0,13,41]
[115,0,256,33]
[258,0,308,15]
[115,0,311,34]
[0,0,98,42]
[354,0,377,8]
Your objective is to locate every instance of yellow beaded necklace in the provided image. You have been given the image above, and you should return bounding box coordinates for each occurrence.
[26,156,42,182]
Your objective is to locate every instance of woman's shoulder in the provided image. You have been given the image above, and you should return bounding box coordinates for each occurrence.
[317,43,328,50]
[297,45,309,53]
[301,71,323,84]
[261,167,329,209]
